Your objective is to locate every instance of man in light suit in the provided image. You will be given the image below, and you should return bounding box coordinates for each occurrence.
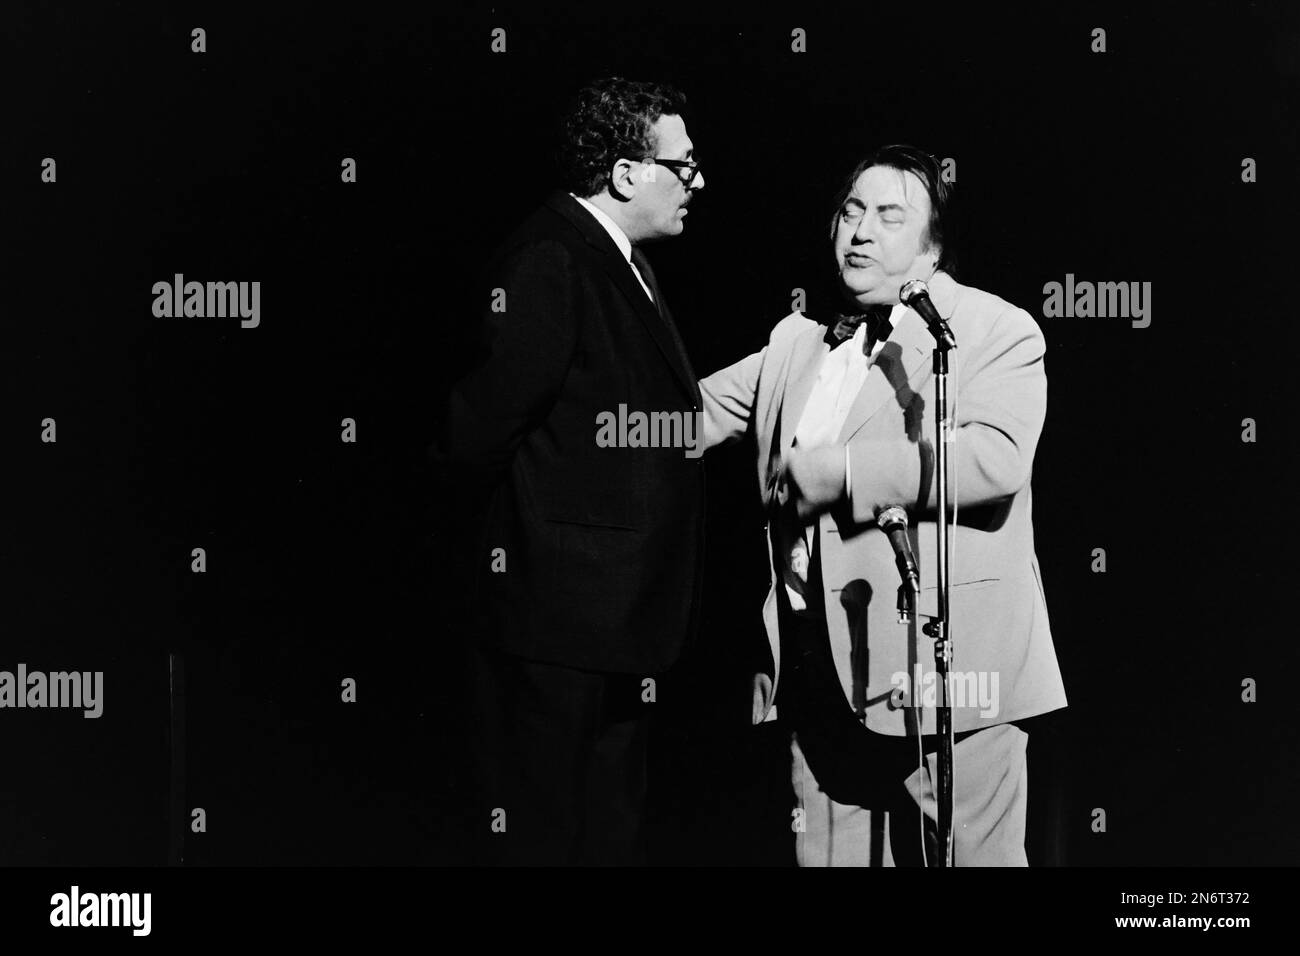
[700,145,1066,866]
[435,78,706,865]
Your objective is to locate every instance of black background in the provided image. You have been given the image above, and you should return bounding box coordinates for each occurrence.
[5,2,1297,866]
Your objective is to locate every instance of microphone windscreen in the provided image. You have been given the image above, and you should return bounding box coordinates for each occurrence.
[900,279,930,306]
[876,504,908,531]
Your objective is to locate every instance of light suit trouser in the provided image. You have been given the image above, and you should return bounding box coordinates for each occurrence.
[791,722,1029,867]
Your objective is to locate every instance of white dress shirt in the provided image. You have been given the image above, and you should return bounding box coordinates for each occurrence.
[569,193,655,303]
[784,305,904,613]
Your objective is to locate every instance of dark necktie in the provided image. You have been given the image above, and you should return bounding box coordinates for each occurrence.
[825,306,894,354]
[630,245,664,310]
[630,245,695,379]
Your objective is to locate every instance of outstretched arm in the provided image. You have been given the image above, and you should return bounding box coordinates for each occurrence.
[699,349,765,451]
[698,311,818,452]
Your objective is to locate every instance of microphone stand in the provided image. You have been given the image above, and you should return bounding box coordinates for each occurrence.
[920,338,956,867]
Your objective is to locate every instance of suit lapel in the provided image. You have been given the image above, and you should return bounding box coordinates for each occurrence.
[835,316,932,443]
[631,251,701,404]
[546,192,698,404]
[755,324,826,511]
[837,270,961,443]
[777,325,831,455]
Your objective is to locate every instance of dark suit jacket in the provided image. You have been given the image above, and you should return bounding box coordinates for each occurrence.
[435,191,705,675]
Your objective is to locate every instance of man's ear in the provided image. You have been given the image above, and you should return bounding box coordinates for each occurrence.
[608,158,638,200]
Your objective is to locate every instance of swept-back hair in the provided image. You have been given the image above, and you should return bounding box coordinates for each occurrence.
[828,144,956,275]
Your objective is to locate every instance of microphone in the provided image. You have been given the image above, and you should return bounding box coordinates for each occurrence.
[876,505,920,594]
[900,279,957,350]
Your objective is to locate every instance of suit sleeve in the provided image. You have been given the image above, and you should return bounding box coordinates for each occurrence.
[698,311,814,452]
[433,239,579,490]
[699,349,765,451]
[846,306,1047,524]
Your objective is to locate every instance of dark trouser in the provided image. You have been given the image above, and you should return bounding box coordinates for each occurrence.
[471,645,651,866]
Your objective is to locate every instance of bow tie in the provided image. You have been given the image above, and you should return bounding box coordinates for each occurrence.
[825,307,894,351]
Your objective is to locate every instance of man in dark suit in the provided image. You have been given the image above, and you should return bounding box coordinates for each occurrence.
[435,78,706,865]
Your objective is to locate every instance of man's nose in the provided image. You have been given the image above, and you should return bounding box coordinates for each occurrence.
[854,216,875,243]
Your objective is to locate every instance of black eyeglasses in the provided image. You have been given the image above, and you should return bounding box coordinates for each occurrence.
[649,157,703,187]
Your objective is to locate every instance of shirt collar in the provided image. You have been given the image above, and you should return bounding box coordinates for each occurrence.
[570,193,633,263]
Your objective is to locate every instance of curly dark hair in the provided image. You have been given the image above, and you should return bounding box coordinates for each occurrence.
[558,77,688,197]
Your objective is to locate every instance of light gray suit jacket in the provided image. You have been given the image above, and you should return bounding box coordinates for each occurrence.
[700,270,1067,735]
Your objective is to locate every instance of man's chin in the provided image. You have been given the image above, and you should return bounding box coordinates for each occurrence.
[841,283,891,309]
